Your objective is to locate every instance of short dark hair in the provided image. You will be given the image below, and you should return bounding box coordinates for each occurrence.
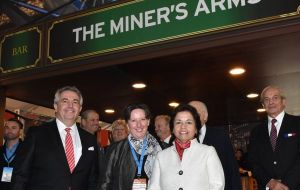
[6,118,23,129]
[81,109,98,120]
[170,104,201,141]
[123,103,151,121]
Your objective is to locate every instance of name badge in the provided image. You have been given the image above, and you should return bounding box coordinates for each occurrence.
[132,178,147,190]
[1,167,13,182]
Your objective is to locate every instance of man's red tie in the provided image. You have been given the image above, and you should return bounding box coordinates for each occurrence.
[270,119,277,151]
[65,128,75,173]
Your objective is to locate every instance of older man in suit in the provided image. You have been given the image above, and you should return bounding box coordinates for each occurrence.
[189,101,242,190]
[154,115,172,149]
[248,86,300,190]
[11,86,98,190]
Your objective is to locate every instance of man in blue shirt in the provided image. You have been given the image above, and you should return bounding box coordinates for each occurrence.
[0,118,23,190]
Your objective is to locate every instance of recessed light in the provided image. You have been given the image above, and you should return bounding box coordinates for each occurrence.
[169,102,179,107]
[229,67,245,75]
[132,83,146,89]
[105,109,115,114]
[257,108,266,112]
[247,93,259,98]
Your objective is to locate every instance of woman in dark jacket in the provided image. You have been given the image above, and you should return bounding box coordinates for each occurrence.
[99,103,161,190]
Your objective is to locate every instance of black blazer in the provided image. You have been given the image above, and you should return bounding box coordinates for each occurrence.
[248,113,300,190]
[11,121,98,190]
[203,126,242,190]
[99,139,137,190]
[0,140,22,190]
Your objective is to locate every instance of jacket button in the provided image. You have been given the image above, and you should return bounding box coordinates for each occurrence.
[179,188,183,190]
[179,170,183,175]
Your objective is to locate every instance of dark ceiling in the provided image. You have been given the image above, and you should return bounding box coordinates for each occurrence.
[2,17,300,126]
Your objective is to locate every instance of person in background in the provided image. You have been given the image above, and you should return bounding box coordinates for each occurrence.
[110,119,128,143]
[80,109,106,181]
[248,86,300,190]
[11,86,98,190]
[235,149,251,177]
[81,109,100,135]
[99,103,161,190]
[0,118,23,190]
[188,100,242,190]
[154,115,172,149]
[148,104,224,190]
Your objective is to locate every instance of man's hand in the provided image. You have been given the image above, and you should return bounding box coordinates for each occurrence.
[267,179,289,190]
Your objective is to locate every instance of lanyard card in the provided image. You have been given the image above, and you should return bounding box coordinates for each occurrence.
[1,167,13,182]
[132,178,147,190]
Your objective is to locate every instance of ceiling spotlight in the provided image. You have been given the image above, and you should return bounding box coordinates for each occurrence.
[169,102,179,107]
[257,108,266,112]
[105,109,115,114]
[247,93,259,98]
[229,67,245,75]
[132,83,146,89]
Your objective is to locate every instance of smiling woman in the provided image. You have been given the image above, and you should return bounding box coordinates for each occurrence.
[148,104,225,190]
[99,103,161,190]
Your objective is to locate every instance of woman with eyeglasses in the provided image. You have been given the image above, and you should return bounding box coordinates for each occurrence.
[148,104,225,190]
[99,103,161,190]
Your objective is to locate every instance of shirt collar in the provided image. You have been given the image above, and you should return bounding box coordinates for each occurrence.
[163,135,172,143]
[56,118,76,133]
[198,124,206,144]
[5,141,19,151]
[268,111,285,124]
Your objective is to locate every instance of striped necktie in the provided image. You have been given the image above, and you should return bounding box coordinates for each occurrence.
[270,119,277,151]
[65,128,75,173]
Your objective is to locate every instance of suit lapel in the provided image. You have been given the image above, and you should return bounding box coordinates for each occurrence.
[276,114,292,151]
[202,127,210,145]
[73,127,87,173]
[260,119,275,156]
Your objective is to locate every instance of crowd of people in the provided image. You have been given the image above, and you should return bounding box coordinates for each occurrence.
[0,85,299,190]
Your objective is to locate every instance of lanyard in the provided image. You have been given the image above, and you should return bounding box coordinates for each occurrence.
[3,145,18,166]
[129,138,147,177]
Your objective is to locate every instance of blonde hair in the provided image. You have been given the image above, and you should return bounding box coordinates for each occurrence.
[111,119,128,132]
[154,115,170,124]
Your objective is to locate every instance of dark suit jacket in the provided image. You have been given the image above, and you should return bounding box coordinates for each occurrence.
[248,113,300,190]
[11,121,98,190]
[99,139,137,190]
[0,140,22,190]
[203,126,242,190]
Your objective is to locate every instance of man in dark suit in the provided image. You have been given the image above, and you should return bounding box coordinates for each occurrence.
[154,115,172,149]
[81,109,100,135]
[0,118,23,190]
[11,86,98,190]
[248,86,300,190]
[189,101,242,190]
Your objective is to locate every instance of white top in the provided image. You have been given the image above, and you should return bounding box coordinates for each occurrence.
[148,139,225,190]
[268,111,285,136]
[56,119,82,166]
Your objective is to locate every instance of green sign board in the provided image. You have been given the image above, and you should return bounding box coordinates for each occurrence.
[0,27,42,73]
[48,0,300,63]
